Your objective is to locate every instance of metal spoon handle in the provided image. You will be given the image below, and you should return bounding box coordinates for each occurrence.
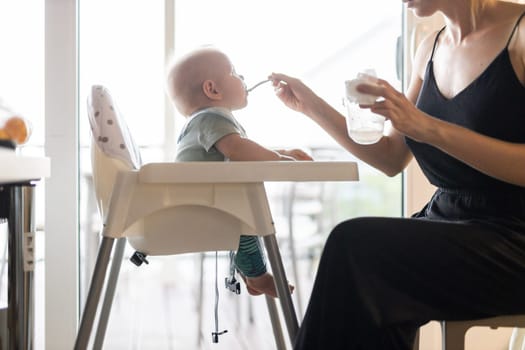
[247,79,271,92]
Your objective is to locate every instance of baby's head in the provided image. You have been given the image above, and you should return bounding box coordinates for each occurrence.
[166,47,248,117]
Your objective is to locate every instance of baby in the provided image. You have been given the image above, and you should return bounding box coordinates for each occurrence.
[166,47,311,297]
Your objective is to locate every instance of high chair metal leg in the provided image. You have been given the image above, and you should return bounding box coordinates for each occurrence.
[413,328,420,350]
[197,252,205,346]
[75,237,115,350]
[263,234,299,343]
[509,327,525,350]
[441,321,469,350]
[286,183,304,319]
[93,237,127,349]
[265,295,287,350]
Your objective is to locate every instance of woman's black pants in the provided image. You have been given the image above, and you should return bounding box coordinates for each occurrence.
[293,216,525,350]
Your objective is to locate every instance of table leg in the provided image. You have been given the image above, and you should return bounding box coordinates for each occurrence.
[8,184,35,350]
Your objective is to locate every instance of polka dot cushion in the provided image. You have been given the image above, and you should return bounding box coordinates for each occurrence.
[87,85,141,169]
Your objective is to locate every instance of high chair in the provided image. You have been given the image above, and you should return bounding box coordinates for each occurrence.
[413,315,525,349]
[74,85,359,349]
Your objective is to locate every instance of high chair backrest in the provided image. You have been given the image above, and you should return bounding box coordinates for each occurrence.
[87,85,142,219]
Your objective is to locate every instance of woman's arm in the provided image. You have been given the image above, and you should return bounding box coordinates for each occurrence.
[272,53,452,177]
[425,121,525,187]
[269,72,413,176]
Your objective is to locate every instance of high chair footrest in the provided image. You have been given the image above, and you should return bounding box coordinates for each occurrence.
[130,251,149,266]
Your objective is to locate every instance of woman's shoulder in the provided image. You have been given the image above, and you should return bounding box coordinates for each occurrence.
[501,2,525,81]
[416,28,443,57]
[494,1,525,23]
[500,1,525,14]
[510,3,525,33]
[411,28,443,79]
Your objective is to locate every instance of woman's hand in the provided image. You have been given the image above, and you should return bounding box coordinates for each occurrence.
[269,73,320,116]
[357,79,434,142]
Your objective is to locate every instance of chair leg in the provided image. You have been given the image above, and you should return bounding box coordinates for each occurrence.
[74,237,115,350]
[509,327,525,350]
[265,295,287,350]
[441,321,468,350]
[263,234,299,344]
[93,237,127,349]
[413,328,420,350]
[196,252,205,346]
[286,183,304,319]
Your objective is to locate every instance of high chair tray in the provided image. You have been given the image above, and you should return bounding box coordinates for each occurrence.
[138,161,359,184]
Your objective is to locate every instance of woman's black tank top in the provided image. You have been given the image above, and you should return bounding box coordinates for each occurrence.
[406,12,525,193]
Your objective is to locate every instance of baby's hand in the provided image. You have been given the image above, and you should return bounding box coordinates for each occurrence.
[277,149,313,161]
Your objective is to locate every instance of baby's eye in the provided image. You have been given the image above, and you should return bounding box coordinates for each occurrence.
[231,68,244,80]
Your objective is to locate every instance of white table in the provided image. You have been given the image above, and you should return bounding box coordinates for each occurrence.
[0,150,50,350]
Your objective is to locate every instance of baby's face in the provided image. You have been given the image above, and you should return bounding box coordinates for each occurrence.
[218,59,248,110]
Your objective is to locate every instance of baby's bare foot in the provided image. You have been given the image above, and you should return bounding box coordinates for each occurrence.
[244,273,294,298]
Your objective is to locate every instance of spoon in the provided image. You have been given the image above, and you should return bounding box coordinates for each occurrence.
[247,79,271,92]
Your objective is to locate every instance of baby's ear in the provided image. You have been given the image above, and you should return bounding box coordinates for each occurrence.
[202,80,221,100]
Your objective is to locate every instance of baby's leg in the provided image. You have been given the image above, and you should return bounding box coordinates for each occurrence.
[235,235,293,298]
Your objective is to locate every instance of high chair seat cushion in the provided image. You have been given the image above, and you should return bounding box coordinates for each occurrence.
[87,85,141,169]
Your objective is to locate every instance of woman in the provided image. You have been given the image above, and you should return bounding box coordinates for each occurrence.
[270,0,525,349]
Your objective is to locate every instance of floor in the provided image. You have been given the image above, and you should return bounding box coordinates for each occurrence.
[99,251,317,350]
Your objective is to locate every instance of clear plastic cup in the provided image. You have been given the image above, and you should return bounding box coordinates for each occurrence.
[344,102,385,145]
[343,69,384,145]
